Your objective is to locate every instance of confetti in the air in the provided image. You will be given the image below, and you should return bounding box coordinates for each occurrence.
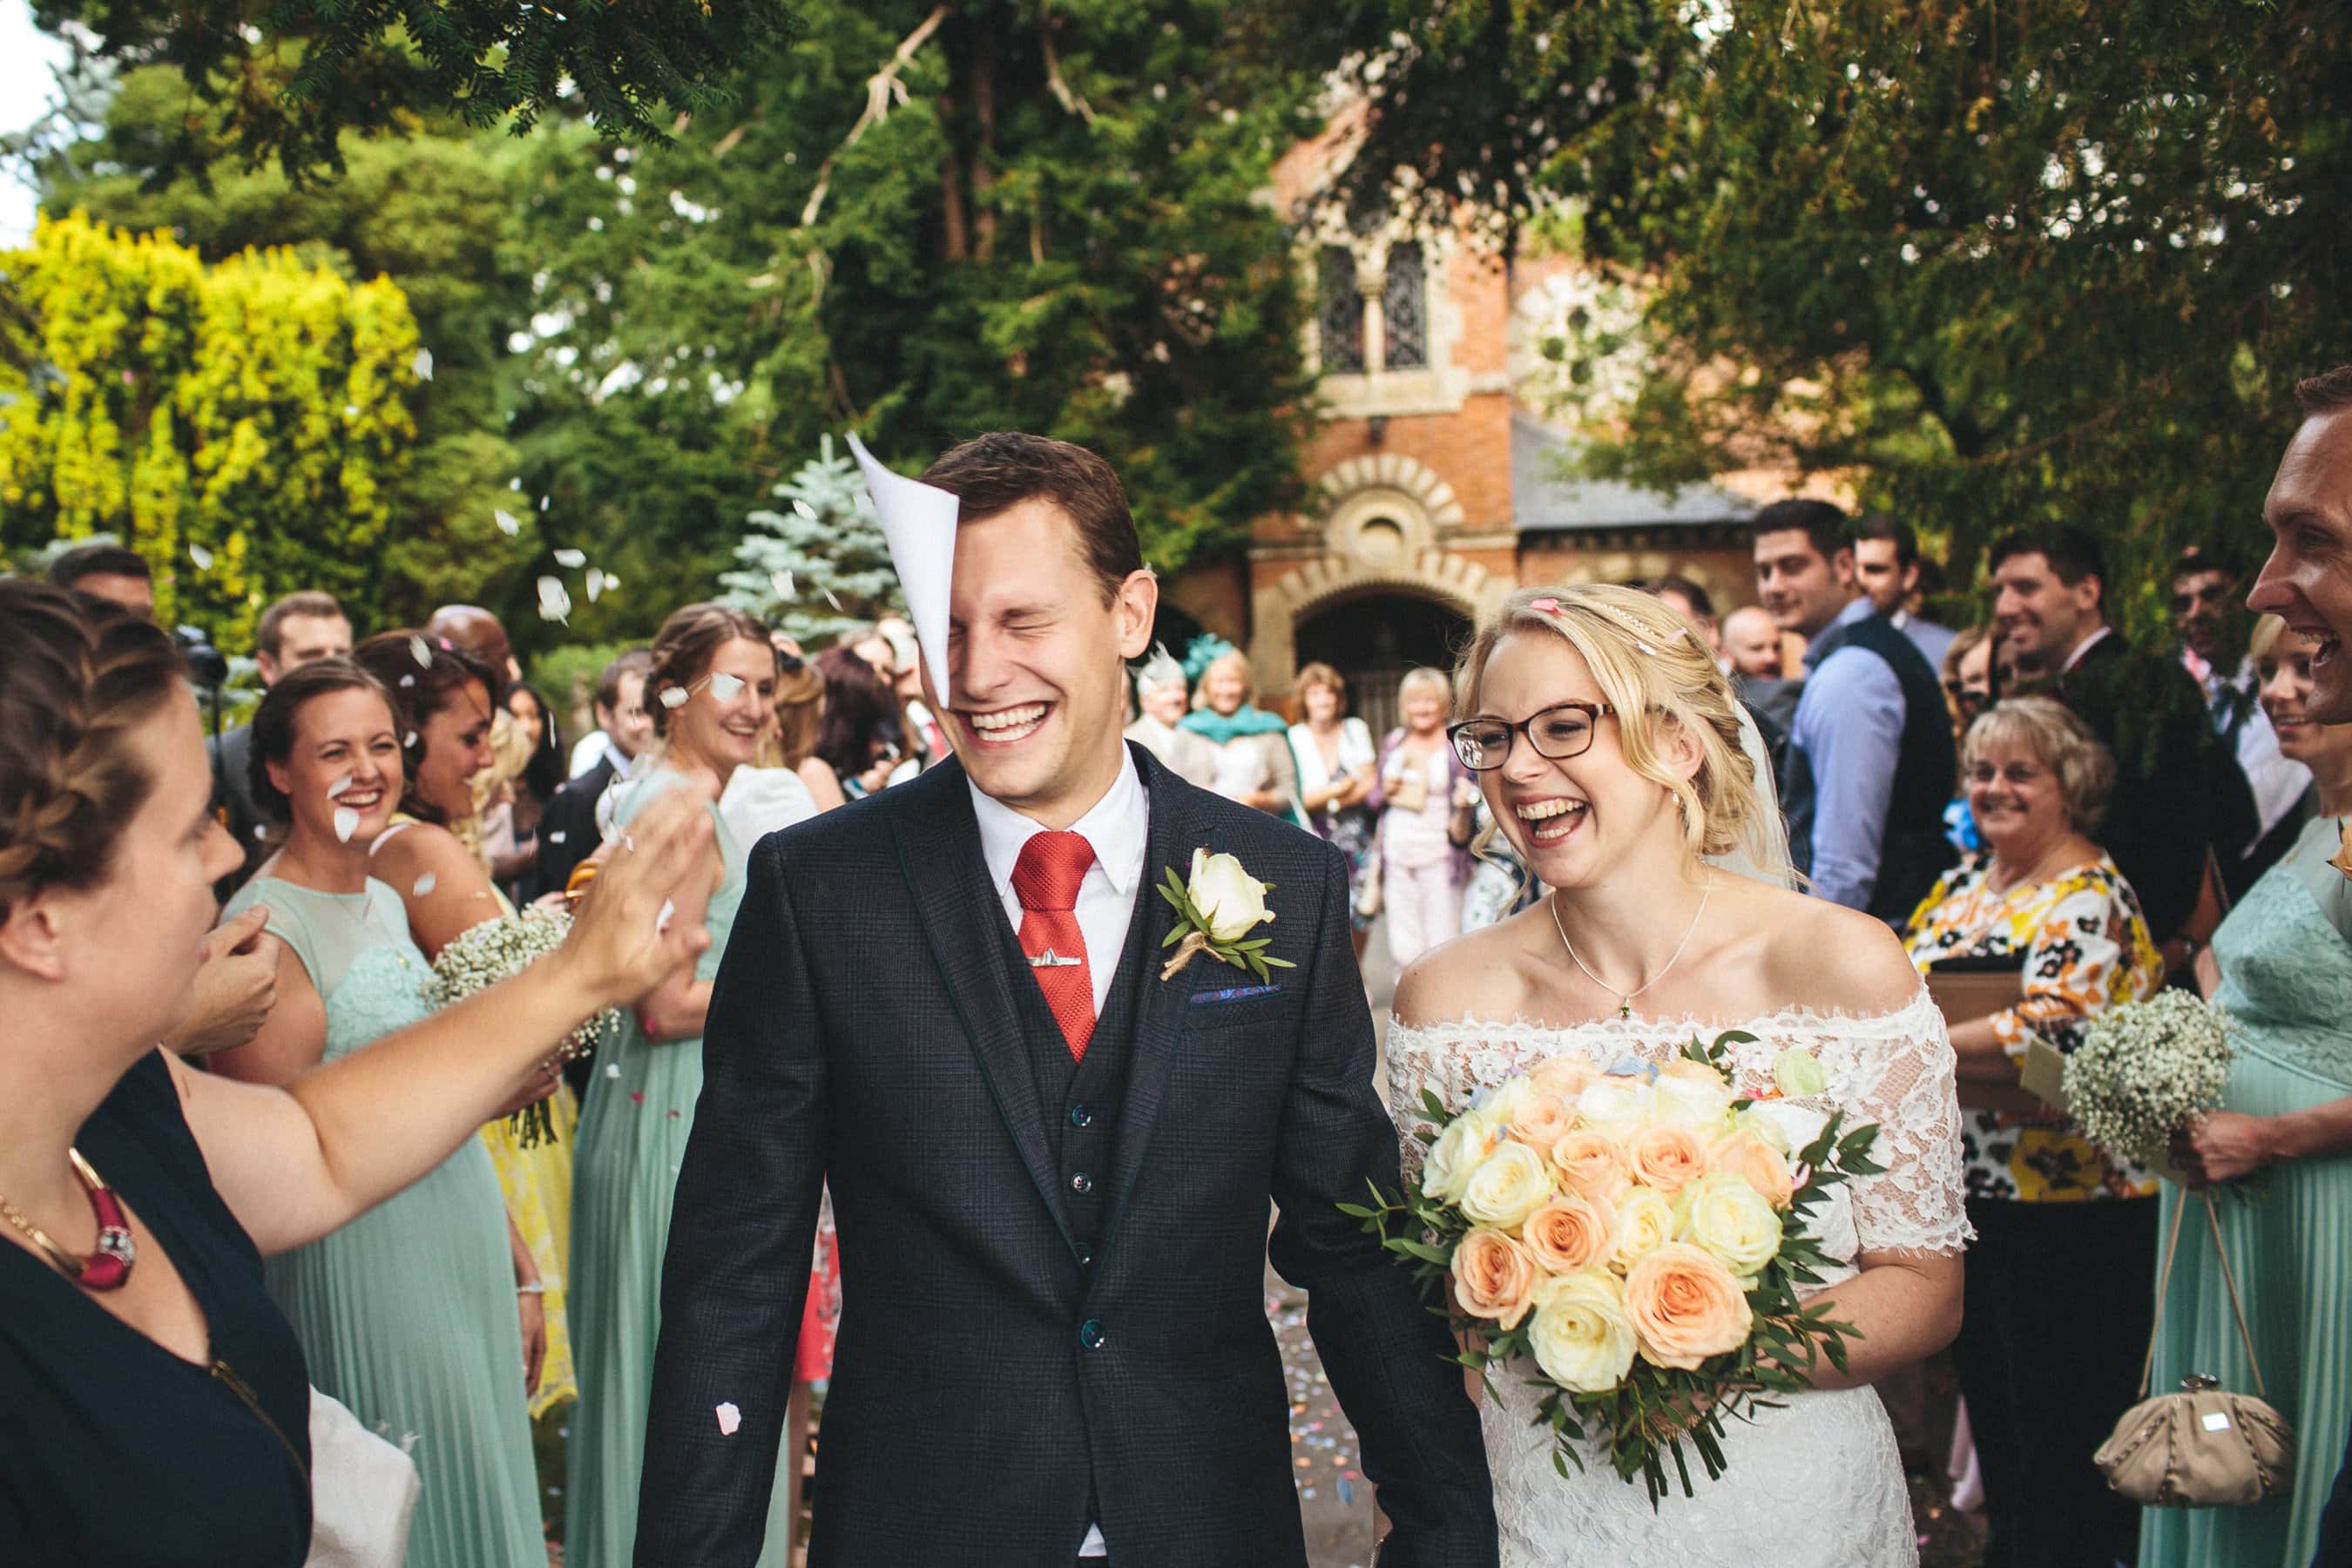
[822,585,843,612]
[538,495,551,512]
[409,635,433,668]
[659,686,689,710]
[770,570,796,601]
[187,544,213,571]
[657,898,677,936]
[412,875,437,897]
[548,830,567,844]
[792,500,818,522]
[327,775,354,799]
[552,548,587,568]
[714,1402,742,1436]
[605,1064,622,1078]
[536,576,572,624]
[333,807,361,843]
[412,347,435,382]
[495,510,521,537]
[585,568,606,603]
[709,673,746,701]
[399,674,416,688]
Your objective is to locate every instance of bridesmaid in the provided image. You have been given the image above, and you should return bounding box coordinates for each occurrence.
[567,604,794,1565]
[211,659,544,1568]
[355,631,580,1424]
[2142,618,2352,1568]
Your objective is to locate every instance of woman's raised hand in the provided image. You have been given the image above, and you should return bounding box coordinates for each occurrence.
[554,791,714,1011]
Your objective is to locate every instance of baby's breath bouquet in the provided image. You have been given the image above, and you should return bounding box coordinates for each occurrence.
[428,908,617,1146]
[2061,990,2239,1168]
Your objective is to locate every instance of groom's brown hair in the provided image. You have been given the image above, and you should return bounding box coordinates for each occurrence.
[920,432,1145,605]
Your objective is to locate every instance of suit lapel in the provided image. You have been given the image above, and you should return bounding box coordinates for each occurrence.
[886,761,1079,1262]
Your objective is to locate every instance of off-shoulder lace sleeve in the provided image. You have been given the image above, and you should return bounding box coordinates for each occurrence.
[1821,992,1973,1257]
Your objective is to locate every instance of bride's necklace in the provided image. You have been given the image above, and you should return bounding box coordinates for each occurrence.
[0,1148,138,1291]
[1551,882,1713,1022]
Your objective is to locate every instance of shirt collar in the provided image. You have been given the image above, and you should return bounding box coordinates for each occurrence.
[2060,624,2114,673]
[1805,594,1876,666]
[969,746,1148,902]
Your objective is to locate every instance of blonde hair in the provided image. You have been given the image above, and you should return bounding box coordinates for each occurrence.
[1453,585,1779,868]
[1962,696,2116,834]
[2249,613,2295,663]
[1396,666,1452,711]
[1199,649,1254,707]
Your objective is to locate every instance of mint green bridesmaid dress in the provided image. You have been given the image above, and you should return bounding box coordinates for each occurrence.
[221,875,544,1568]
[566,773,796,1565]
[2140,814,2352,1568]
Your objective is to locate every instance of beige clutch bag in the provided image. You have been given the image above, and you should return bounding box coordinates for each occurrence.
[2095,1190,2295,1508]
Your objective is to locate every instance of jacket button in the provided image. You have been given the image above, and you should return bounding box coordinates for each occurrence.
[1078,1249,1094,1267]
[1078,1319,1105,1350]
[1069,1104,1092,1129]
[1070,1171,1092,1194]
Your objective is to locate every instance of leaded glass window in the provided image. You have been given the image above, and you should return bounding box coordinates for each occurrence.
[1382,241,1427,369]
[1317,246,1364,373]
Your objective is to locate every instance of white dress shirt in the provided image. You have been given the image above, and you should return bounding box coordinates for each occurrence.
[969,749,1148,1554]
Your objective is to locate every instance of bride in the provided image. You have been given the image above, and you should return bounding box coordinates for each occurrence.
[1387,585,1970,1566]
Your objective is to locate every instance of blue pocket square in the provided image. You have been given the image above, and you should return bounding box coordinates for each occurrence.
[1187,983,1284,1006]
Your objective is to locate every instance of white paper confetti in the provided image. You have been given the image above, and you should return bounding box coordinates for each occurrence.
[412,874,438,897]
[254,824,269,841]
[333,806,361,842]
[409,635,434,668]
[536,576,572,624]
[327,774,354,799]
[792,500,818,522]
[187,544,213,571]
[399,674,416,688]
[547,830,567,844]
[657,898,676,936]
[585,568,606,603]
[605,1063,622,1078]
[659,686,689,710]
[822,585,843,612]
[539,495,551,512]
[412,346,435,382]
[708,672,746,702]
[494,509,521,537]
[770,570,796,602]
[714,1402,742,1436]
[552,547,587,568]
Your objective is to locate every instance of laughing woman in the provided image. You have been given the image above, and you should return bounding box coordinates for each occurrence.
[566,605,799,1566]
[209,660,548,1568]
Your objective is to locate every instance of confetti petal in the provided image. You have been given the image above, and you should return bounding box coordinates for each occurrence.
[547,830,567,844]
[659,686,689,710]
[792,500,818,522]
[399,674,416,688]
[657,898,676,936]
[822,586,843,612]
[333,807,361,842]
[770,570,796,601]
[495,509,522,537]
[411,346,434,381]
[412,874,438,896]
[539,494,551,511]
[585,568,606,603]
[552,547,587,568]
[708,672,746,701]
[536,576,572,624]
[327,774,354,799]
[714,1402,742,1436]
[409,634,434,668]
[187,544,213,571]
[605,1063,622,1078]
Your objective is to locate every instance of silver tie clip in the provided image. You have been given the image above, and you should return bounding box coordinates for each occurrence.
[1028,948,1082,969]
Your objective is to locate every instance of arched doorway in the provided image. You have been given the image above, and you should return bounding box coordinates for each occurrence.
[1294,591,1473,739]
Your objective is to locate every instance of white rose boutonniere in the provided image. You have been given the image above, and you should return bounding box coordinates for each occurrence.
[1158,848,1299,982]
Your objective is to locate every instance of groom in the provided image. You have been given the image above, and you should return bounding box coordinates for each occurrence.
[635,434,1495,1565]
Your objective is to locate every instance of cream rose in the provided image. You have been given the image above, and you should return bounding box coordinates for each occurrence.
[1679,1173,1785,1281]
[1526,1269,1639,1394]
[1626,1125,1708,1196]
[1505,1093,1577,1152]
[1608,1187,1676,1274]
[1186,848,1274,943]
[1771,1044,1829,1099]
[1709,1128,1796,1208]
[1451,1226,1538,1329]
[1548,1128,1632,1203]
[1528,1055,1599,1103]
[1421,1111,1501,1204]
[1623,1241,1754,1370]
[1458,1140,1556,1230]
[1521,1193,1617,1275]
[1578,1076,1653,1140]
[1652,1059,1738,1132]
[1470,1075,1538,1130]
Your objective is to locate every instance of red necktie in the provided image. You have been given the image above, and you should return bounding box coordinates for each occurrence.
[1011,831,1097,1062]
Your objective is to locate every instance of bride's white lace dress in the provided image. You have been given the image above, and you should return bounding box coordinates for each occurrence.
[1385,990,1971,1568]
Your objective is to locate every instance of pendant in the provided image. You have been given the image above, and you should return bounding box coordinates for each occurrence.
[1619,1001,1632,1022]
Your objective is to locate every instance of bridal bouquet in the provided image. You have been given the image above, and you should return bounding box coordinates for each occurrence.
[1347,1032,1882,1504]
[427,907,617,1146]
[2061,990,2239,1168]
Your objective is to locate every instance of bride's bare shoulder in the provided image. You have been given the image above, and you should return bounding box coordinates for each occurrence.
[1720,877,1925,1017]
[1390,911,1551,1029]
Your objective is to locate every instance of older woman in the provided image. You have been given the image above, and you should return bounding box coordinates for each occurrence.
[0,580,704,1565]
[1902,695,2164,1568]
[2141,619,2352,1568]
[1179,648,1301,821]
[1377,666,1477,966]
[1288,661,1379,953]
[1123,645,1218,787]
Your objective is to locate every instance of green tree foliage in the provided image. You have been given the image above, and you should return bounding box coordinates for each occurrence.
[29,0,794,180]
[720,435,902,644]
[0,212,420,641]
[1279,0,2351,639]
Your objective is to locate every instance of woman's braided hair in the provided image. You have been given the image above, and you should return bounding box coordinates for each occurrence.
[0,579,189,923]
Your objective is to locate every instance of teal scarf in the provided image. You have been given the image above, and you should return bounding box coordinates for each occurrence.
[1179,705,1288,745]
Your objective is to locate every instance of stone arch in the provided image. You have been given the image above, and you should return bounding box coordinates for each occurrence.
[1248,550,1511,694]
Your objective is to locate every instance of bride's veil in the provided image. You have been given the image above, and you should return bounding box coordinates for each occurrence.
[1710,702,1797,889]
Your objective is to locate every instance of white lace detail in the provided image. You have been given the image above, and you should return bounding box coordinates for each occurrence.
[1385,990,1971,1566]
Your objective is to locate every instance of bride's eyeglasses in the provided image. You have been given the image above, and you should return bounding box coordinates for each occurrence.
[1448,701,1617,772]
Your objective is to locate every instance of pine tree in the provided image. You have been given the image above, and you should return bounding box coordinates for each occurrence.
[717,436,902,645]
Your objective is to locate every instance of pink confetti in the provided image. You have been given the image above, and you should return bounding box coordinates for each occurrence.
[714,1402,742,1436]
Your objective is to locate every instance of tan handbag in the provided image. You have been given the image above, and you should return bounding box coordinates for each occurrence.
[2095,1189,2295,1507]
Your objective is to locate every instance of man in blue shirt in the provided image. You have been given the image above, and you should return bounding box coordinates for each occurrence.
[1755,500,1956,922]
[1851,513,1959,671]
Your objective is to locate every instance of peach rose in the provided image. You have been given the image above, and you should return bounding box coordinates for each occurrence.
[1623,1241,1755,1370]
[1626,1125,1708,1196]
[1709,1128,1796,1209]
[1528,1055,1599,1103]
[1452,1226,1539,1329]
[1521,1193,1617,1275]
[1505,1093,1578,1152]
[1549,1128,1632,1203]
